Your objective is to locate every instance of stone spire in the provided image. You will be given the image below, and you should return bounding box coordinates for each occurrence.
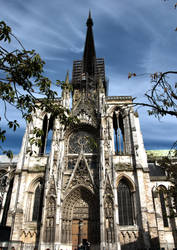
[83,11,96,76]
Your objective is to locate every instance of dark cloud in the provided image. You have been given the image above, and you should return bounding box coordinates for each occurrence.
[144,139,175,150]
[0,127,25,155]
[0,0,176,153]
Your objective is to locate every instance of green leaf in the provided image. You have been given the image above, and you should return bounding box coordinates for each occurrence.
[3,150,13,159]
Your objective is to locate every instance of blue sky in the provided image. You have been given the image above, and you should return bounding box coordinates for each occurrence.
[0,0,177,153]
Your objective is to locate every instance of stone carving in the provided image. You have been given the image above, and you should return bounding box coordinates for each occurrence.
[0,172,8,204]
[119,231,138,248]
[73,199,89,219]
[104,176,114,199]
[66,156,94,194]
[72,89,99,127]
[115,162,133,171]
[44,197,56,242]
[47,175,56,197]
[68,131,97,154]
[104,195,114,243]
[104,175,115,243]
[20,231,36,243]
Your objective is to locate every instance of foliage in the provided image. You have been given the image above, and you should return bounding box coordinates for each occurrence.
[0,21,76,157]
[128,71,177,118]
[157,144,177,216]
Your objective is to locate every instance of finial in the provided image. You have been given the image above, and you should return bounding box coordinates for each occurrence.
[89,9,91,19]
[86,10,93,26]
[65,71,69,84]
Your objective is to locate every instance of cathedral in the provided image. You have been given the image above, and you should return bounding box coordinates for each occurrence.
[0,13,176,250]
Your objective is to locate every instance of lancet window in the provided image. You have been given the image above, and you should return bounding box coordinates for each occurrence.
[117,179,134,226]
[32,184,43,221]
[40,115,54,155]
[159,187,168,227]
[113,110,125,155]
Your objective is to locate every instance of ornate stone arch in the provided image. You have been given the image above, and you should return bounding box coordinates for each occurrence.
[158,184,168,192]
[62,185,95,219]
[27,175,43,193]
[61,185,100,247]
[116,174,135,192]
[25,175,44,222]
[107,105,117,116]
[65,183,94,198]
[107,105,128,117]
[39,110,48,120]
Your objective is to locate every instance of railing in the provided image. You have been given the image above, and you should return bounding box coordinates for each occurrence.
[0,241,175,250]
[0,242,56,250]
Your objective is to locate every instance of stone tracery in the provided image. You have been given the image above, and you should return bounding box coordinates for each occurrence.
[68,131,97,154]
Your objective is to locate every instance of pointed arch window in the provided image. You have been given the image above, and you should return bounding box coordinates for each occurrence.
[32,184,42,221]
[117,179,134,226]
[40,115,54,155]
[113,110,125,155]
[159,188,168,227]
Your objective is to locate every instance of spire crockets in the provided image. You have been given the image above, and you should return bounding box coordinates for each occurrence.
[83,11,96,76]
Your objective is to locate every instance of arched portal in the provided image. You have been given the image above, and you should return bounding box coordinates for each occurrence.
[62,186,100,250]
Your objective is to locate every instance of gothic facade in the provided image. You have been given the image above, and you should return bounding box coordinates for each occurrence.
[0,13,177,250]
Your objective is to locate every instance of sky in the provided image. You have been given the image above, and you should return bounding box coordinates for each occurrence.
[0,0,177,154]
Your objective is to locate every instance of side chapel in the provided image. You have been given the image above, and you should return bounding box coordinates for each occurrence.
[0,13,176,250]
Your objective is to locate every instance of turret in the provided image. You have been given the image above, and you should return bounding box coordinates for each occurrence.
[62,71,70,109]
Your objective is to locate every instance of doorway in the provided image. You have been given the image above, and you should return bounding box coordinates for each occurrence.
[72,219,88,250]
[62,186,99,249]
